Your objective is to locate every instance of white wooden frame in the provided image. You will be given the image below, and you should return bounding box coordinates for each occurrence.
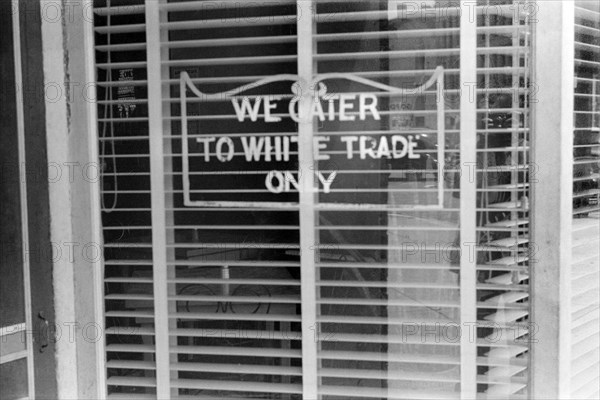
[45,0,108,397]
[459,1,478,397]
[296,3,319,396]
[41,1,79,397]
[86,0,545,398]
[6,3,35,398]
[81,1,108,396]
[146,1,173,397]
[530,1,575,398]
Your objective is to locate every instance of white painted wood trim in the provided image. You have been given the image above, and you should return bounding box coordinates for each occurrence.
[459,1,478,398]
[81,0,108,396]
[40,4,79,398]
[11,1,35,395]
[145,1,172,397]
[297,1,318,398]
[437,72,446,208]
[158,1,179,395]
[531,1,575,398]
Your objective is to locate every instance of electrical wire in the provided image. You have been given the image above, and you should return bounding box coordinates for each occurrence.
[100,0,118,213]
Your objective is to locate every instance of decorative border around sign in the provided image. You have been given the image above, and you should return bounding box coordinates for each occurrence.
[180,67,445,209]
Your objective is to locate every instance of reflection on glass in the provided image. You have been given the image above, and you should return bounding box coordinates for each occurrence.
[314,1,461,398]
[0,359,28,400]
[95,0,534,398]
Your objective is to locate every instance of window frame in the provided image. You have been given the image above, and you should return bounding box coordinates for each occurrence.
[63,0,591,398]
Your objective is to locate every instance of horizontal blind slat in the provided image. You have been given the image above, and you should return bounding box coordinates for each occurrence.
[170,345,301,358]
[170,379,302,394]
[171,362,302,376]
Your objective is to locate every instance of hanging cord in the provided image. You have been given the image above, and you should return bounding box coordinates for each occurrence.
[100,0,118,212]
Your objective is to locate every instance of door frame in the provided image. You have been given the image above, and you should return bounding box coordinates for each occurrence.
[1,0,59,398]
[38,0,106,398]
[1,0,35,397]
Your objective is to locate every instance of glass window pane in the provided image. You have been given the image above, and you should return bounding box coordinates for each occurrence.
[0,0,26,329]
[0,359,29,400]
[314,1,461,398]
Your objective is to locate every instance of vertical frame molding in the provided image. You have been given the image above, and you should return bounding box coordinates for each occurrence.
[531,1,575,398]
[62,0,108,397]
[41,1,79,397]
[82,0,108,393]
[64,0,107,399]
[459,1,478,398]
[41,0,110,396]
[297,1,319,398]
[11,0,35,396]
[145,1,173,397]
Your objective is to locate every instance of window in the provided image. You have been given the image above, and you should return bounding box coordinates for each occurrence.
[571,1,600,397]
[93,1,535,398]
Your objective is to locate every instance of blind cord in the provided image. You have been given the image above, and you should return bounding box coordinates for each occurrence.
[100,0,118,213]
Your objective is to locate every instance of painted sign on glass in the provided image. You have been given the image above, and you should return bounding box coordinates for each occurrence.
[180,67,445,209]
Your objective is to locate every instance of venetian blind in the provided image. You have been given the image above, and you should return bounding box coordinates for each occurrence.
[93,1,535,399]
[314,1,532,399]
[314,1,461,399]
[97,0,305,398]
[162,0,304,398]
[571,1,600,399]
[474,1,532,398]
[94,0,158,397]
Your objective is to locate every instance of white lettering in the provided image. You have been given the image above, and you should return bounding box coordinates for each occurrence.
[359,94,380,120]
[376,136,391,158]
[264,170,338,193]
[273,136,282,161]
[359,136,376,159]
[265,170,284,193]
[264,136,273,162]
[240,136,265,161]
[312,100,326,122]
[408,135,420,159]
[339,94,356,121]
[317,171,337,193]
[341,135,358,159]
[283,171,300,192]
[230,93,381,123]
[263,96,282,122]
[196,137,216,162]
[314,136,330,161]
[392,135,408,159]
[215,137,234,162]
[231,97,262,122]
